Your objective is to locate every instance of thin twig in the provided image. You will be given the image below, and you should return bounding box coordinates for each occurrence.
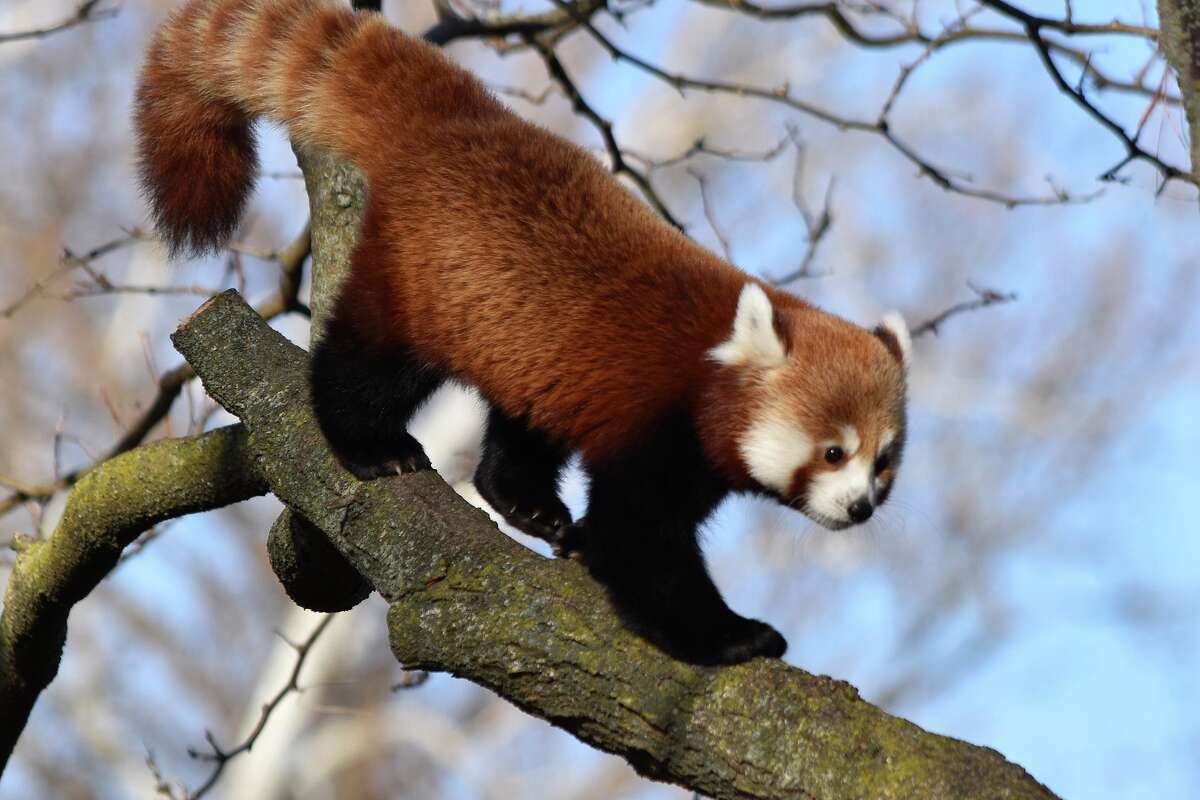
[977,0,1195,190]
[0,227,311,520]
[548,0,1098,207]
[692,0,1156,40]
[423,0,606,45]
[183,615,335,800]
[770,128,834,283]
[910,283,1018,338]
[626,134,792,171]
[1,232,144,318]
[687,168,734,260]
[0,0,118,45]
[524,33,684,229]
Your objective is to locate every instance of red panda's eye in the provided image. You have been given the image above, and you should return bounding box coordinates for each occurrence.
[874,452,891,472]
[824,446,844,464]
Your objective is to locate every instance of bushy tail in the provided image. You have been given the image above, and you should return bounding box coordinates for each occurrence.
[133,0,494,256]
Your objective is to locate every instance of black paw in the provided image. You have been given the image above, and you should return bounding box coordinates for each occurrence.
[340,434,432,480]
[710,618,787,665]
[650,616,787,666]
[551,521,587,560]
[474,473,572,543]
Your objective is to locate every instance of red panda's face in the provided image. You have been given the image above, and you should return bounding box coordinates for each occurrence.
[709,285,909,530]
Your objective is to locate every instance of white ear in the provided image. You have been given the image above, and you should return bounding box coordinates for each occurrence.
[878,310,912,368]
[709,284,787,369]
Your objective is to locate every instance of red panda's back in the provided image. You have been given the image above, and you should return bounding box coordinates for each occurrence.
[354,114,745,460]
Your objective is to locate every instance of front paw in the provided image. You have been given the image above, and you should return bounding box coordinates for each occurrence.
[711,618,787,664]
[474,473,572,543]
[551,520,587,560]
[340,434,432,480]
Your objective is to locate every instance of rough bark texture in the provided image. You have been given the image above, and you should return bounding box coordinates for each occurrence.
[171,289,1059,800]
[267,507,372,611]
[0,426,267,769]
[1159,0,1200,178]
[294,145,365,344]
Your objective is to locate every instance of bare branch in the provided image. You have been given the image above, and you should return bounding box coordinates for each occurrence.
[524,34,685,229]
[626,134,791,171]
[0,426,269,770]
[687,167,734,259]
[183,616,334,800]
[977,0,1197,190]
[693,0,1157,42]
[422,0,607,46]
[0,1,118,45]
[547,0,1097,207]
[770,129,834,283]
[0,227,311,520]
[1,232,143,319]
[160,288,1059,800]
[911,283,1019,338]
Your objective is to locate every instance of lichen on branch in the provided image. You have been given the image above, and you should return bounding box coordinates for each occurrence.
[171,289,1058,800]
[0,425,267,769]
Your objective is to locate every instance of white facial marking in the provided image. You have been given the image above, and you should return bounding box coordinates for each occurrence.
[879,428,896,453]
[805,454,873,529]
[841,425,861,457]
[880,311,912,368]
[709,284,787,369]
[740,405,812,495]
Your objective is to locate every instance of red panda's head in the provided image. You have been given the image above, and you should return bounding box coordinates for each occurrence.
[706,284,910,530]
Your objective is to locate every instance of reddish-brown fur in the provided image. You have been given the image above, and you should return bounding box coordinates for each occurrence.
[134,0,902,477]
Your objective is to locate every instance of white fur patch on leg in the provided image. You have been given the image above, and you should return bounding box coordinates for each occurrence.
[740,404,812,495]
[709,284,787,369]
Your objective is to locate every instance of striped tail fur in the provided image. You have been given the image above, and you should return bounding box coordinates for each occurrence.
[133,0,496,256]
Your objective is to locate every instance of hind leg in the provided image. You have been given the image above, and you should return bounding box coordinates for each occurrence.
[473,405,572,542]
[311,324,444,480]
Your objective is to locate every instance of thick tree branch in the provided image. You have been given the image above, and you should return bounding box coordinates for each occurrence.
[169,289,1058,800]
[0,425,268,770]
[1157,0,1200,178]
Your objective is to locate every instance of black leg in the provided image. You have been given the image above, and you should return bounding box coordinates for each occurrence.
[310,323,444,480]
[574,414,787,665]
[473,405,572,542]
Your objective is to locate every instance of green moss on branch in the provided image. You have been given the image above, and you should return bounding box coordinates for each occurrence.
[0,425,267,769]
[173,290,1059,800]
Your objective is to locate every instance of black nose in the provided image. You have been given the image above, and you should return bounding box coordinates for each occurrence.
[848,499,873,523]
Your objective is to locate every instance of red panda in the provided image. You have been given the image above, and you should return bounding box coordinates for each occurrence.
[134,0,910,664]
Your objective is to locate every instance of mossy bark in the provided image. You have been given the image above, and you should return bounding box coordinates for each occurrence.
[294,145,365,344]
[1159,0,1200,179]
[0,425,267,769]
[171,290,1060,800]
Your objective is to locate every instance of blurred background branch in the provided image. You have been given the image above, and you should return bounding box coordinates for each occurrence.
[0,1,118,45]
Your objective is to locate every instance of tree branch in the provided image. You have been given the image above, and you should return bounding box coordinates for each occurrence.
[0,227,310,520]
[168,289,1057,800]
[184,615,334,800]
[0,1,118,45]
[911,284,1019,338]
[546,0,1095,207]
[0,425,268,771]
[978,0,1197,190]
[1156,0,1200,179]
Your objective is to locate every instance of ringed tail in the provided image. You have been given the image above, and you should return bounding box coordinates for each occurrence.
[133,0,494,255]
